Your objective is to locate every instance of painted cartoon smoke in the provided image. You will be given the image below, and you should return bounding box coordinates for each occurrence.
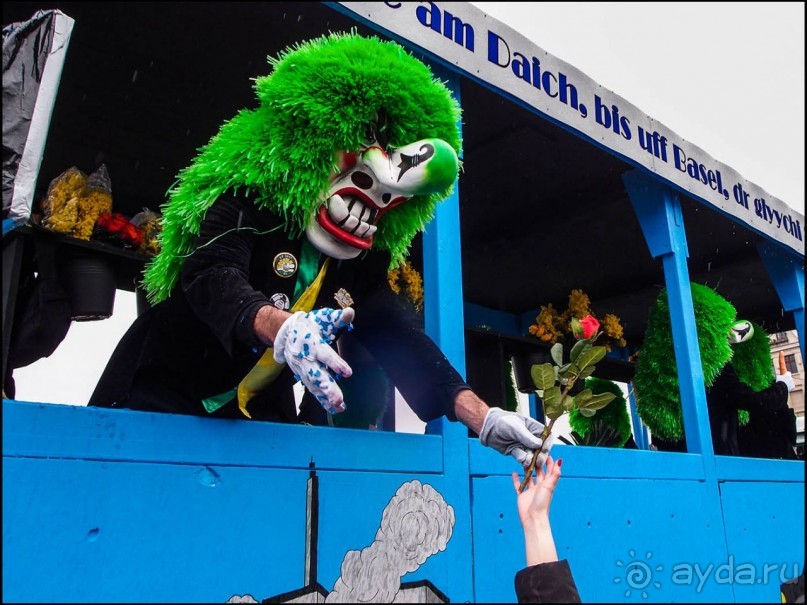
[228,476,454,603]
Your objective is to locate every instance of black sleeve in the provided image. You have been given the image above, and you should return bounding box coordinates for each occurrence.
[350,284,470,423]
[179,194,273,355]
[514,559,582,603]
[709,364,790,415]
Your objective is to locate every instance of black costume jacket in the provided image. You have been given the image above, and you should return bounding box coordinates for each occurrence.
[89,192,469,424]
[514,560,582,603]
[707,364,792,457]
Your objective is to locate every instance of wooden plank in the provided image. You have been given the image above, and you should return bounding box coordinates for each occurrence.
[1,458,458,603]
[469,440,706,481]
[715,455,805,483]
[2,400,442,474]
[720,480,805,602]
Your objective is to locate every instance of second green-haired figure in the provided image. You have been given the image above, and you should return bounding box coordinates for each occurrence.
[89,33,552,469]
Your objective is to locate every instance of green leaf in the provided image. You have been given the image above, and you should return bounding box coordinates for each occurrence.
[563,396,576,412]
[550,342,564,366]
[576,345,607,370]
[542,386,562,407]
[579,407,597,417]
[570,339,590,364]
[580,392,616,411]
[570,316,583,339]
[530,363,555,391]
[578,365,596,379]
[560,364,578,380]
[544,395,565,420]
[575,389,593,404]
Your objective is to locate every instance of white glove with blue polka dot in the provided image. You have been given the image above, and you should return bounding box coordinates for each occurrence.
[273,307,354,414]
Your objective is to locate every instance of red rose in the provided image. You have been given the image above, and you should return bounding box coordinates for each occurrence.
[579,315,600,339]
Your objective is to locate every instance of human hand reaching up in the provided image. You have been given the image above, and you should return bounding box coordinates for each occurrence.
[512,456,563,566]
[513,455,562,524]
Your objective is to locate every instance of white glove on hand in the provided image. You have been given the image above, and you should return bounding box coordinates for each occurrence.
[479,407,553,470]
[776,371,796,393]
[273,307,355,414]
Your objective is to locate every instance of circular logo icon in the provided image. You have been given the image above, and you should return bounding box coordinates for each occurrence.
[273,252,298,278]
[270,292,290,310]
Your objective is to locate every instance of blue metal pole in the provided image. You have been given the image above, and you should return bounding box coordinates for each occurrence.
[757,241,805,362]
[421,63,474,604]
[622,170,716,459]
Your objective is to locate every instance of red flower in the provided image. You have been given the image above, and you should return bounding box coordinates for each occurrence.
[572,314,600,340]
[94,212,143,247]
[579,315,600,339]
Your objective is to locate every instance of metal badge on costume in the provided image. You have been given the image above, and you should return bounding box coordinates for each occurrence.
[270,293,290,310]
[273,252,298,278]
[334,288,354,309]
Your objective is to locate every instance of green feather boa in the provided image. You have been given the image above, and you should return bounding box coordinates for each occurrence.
[144,31,462,303]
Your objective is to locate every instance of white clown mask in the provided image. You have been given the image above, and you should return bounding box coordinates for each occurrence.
[305,135,459,260]
[727,320,754,345]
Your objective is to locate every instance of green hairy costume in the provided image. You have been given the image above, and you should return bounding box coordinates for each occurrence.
[144,32,462,303]
[633,283,737,441]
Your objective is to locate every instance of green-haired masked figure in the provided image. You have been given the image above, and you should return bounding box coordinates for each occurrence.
[89,33,553,470]
[633,283,796,457]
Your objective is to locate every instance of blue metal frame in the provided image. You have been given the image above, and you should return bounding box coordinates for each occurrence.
[757,241,805,361]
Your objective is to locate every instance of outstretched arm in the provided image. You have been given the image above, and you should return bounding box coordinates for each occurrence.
[513,456,562,566]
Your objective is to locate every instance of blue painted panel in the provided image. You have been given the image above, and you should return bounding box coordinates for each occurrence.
[4,398,804,603]
[720,481,805,603]
[2,458,309,602]
[2,400,442,474]
[469,441,706,481]
[715,455,805,483]
[2,456,462,603]
[472,475,732,603]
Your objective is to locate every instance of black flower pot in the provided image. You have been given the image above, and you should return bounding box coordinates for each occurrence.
[510,350,554,393]
[61,251,116,321]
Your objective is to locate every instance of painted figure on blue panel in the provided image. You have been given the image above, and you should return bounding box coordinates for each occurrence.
[89,32,555,470]
[228,473,453,604]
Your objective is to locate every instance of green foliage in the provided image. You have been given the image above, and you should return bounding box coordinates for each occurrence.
[632,283,737,441]
[569,377,632,447]
[528,334,614,424]
[144,31,462,302]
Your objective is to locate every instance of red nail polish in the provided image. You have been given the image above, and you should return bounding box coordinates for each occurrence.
[557,459,563,467]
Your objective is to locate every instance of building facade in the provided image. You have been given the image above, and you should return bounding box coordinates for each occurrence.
[770,330,804,457]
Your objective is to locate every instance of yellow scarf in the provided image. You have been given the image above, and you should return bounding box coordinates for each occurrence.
[236,258,331,418]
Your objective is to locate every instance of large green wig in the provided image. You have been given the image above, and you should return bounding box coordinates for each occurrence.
[144,32,462,303]
[633,283,737,441]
